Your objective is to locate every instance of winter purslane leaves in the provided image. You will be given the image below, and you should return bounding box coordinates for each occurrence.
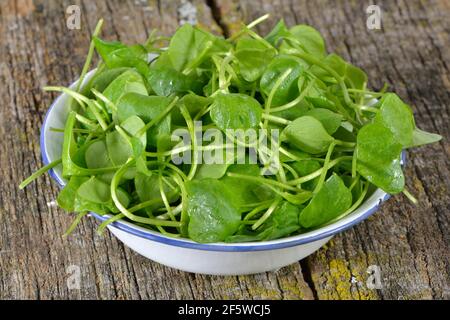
[21,16,442,244]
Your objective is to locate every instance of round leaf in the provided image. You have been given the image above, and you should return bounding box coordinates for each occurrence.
[356,123,404,194]
[260,55,304,106]
[375,93,414,147]
[210,93,262,130]
[299,174,352,228]
[282,116,335,154]
[186,179,241,243]
[305,108,343,134]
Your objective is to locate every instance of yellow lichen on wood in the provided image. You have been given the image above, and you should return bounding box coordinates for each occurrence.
[275,277,312,300]
[309,249,381,300]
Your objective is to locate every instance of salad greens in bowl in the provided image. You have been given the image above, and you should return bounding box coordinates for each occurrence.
[20,15,441,274]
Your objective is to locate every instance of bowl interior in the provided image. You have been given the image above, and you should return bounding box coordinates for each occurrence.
[40,69,392,251]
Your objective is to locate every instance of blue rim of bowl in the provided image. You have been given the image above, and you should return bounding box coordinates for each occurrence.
[40,91,404,252]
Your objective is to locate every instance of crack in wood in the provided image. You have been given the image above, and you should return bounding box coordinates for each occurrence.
[205,0,230,37]
[299,260,318,299]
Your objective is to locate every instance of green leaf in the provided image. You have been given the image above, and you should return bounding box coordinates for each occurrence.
[84,139,112,169]
[106,131,132,166]
[93,37,127,61]
[291,160,321,190]
[168,24,230,72]
[186,179,241,243]
[356,123,404,194]
[226,201,301,242]
[374,94,442,148]
[103,70,148,107]
[116,92,172,146]
[82,67,129,97]
[281,25,326,57]
[258,201,301,240]
[220,164,271,209]
[260,55,305,106]
[103,46,150,78]
[116,92,171,123]
[299,174,352,228]
[234,37,277,82]
[172,93,212,125]
[375,93,414,147]
[195,163,229,179]
[75,177,130,214]
[408,127,442,147]
[310,54,367,90]
[195,147,237,180]
[290,25,326,56]
[265,19,290,47]
[57,176,88,211]
[135,173,179,212]
[210,93,262,130]
[121,115,147,145]
[106,115,146,166]
[305,108,343,134]
[282,116,335,154]
[345,62,368,91]
[77,176,114,204]
[148,65,204,96]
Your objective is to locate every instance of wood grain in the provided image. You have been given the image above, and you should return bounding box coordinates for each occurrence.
[0,0,448,300]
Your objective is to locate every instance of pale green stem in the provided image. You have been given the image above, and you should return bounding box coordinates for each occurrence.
[288,156,353,185]
[359,106,379,113]
[97,214,125,235]
[352,147,358,178]
[313,141,336,194]
[110,159,182,227]
[19,159,62,189]
[334,140,356,148]
[219,53,234,91]
[137,96,179,136]
[279,147,325,163]
[75,19,104,92]
[158,173,176,221]
[228,14,270,41]
[282,163,300,179]
[402,188,418,204]
[87,100,108,131]
[91,88,117,114]
[261,114,291,125]
[247,14,270,29]
[270,79,316,113]
[252,198,281,230]
[227,172,298,192]
[325,181,370,225]
[179,104,198,180]
[75,113,97,129]
[63,212,88,238]
[243,202,272,221]
[349,175,360,191]
[264,69,292,128]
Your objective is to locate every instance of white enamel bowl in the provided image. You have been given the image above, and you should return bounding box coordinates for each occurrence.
[40,69,394,275]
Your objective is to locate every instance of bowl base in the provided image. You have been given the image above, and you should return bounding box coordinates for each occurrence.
[108,225,332,275]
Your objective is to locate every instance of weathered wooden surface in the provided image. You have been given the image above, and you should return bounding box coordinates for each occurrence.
[0,0,448,300]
